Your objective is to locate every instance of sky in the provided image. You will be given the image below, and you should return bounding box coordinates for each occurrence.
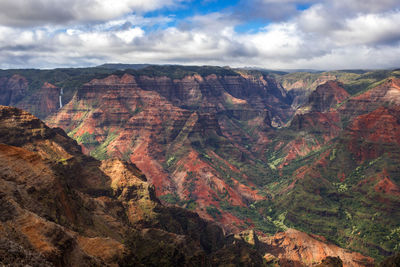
[0,0,399,70]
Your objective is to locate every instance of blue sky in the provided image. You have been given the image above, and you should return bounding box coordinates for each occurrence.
[0,0,399,69]
[145,0,239,19]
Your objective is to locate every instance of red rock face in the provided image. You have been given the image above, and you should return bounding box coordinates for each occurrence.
[280,110,342,169]
[308,81,350,113]
[17,82,61,120]
[347,106,400,161]
[0,75,61,120]
[46,73,292,231]
[297,81,349,115]
[0,74,29,106]
[261,229,374,267]
[375,177,400,196]
[282,74,337,92]
[340,78,400,117]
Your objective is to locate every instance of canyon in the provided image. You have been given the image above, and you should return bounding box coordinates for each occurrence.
[1,65,400,265]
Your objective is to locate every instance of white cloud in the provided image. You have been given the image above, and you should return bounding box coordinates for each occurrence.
[0,0,185,27]
[259,0,399,12]
[0,0,399,69]
[247,23,303,59]
[297,4,338,33]
[115,27,144,43]
[330,0,400,14]
[333,12,400,46]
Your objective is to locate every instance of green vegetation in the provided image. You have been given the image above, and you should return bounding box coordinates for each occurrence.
[277,72,325,92]
[268,156,285,170]
[119,65,240,79]
[236,68,287,77]
[159,193,181,205]
[90,131,118,160]
[166,156,176,167]
[183,171,198,197]
[332,182,348,192]
[185,200,197,211]
[121,230,197,266]
[220,200,282,233]
[159,194,198,211]
[57,158,69,166]
[338,70,400,98]
[330,148,337,161]
[271,138,400,260]
[206,206,222,219]
[75,132,99,146]
[121,150,132,162]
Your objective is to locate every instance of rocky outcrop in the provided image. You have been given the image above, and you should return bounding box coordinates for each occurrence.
[260,229,374,267]
[298,81,349,114]
[291,110,341,140]
[275,82,348,168]
[0,105,267,266]
[288,81,348,140]
[0,237,52,266]
[347,106,400,161]
[0,74,29,106]
[339,78,400,117]
[17,82,61,120]
[281,73,337,109]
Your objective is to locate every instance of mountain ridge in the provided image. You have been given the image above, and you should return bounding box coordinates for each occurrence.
[1,65,400,263]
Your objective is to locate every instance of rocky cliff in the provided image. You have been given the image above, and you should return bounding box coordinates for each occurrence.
[0,105,268,266]
[0,74,29,106]
[45,70,292,232]
[297,81,349,114]
[0,105,375,267]
[261,229,374,267]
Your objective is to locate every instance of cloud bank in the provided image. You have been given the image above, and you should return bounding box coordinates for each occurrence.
[0,0,399,69]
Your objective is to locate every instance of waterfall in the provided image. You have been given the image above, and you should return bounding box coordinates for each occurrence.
[59,88,64,108]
